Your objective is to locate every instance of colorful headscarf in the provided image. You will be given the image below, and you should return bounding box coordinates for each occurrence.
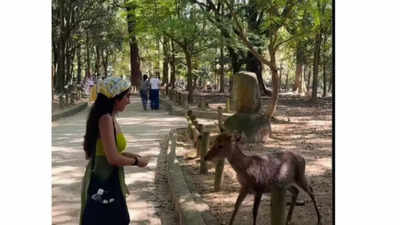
[98,77,131,99]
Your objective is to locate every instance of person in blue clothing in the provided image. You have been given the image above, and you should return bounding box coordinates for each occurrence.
[149,73,161,110]
[139,74,150,111]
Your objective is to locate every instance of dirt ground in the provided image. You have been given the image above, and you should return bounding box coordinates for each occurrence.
[177,95,332,225]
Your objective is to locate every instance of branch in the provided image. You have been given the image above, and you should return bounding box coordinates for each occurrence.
[275,31,307,49]
[224,0,271,67]
[163,31,185,50]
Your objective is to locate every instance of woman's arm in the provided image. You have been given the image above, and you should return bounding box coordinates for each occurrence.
[99,115,146,167]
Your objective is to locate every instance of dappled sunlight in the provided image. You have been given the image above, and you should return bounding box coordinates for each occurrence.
[52,146,81,154]
[125,170,155,184]
[52,165,84,187]
[307,157,332,176]
[307,119,332,126]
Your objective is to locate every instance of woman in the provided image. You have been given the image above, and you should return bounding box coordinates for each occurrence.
[80,76,148,225]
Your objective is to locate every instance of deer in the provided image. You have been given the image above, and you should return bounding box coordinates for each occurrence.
[205,132,321,225]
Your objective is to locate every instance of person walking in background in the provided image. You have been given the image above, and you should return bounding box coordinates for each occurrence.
[149,73,161,110]
[80,76,149,225]
[139,74,150,111]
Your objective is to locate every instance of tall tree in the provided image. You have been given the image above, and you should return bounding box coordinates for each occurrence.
[310,0,332,102]
[225,0,301,118]
[125,0,142,88]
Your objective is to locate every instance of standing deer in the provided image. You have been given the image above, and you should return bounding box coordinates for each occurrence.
[205,132,321,225]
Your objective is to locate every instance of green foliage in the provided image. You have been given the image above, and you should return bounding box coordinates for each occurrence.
[52,0,333,93]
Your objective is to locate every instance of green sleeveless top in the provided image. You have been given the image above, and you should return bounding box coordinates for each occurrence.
[96,133,127,156]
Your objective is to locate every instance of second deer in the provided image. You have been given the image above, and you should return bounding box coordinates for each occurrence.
[205,132,321,225]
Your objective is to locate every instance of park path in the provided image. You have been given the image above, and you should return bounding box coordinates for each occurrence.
[52,95,187,225]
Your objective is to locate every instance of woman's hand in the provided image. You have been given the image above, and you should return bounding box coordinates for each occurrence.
[136,157,149,168]
[122,152,149,167]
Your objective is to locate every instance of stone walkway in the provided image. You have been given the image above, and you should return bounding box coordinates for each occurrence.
[52,95,187,225]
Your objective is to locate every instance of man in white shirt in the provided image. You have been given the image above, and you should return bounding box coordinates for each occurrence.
[149,74,161,110]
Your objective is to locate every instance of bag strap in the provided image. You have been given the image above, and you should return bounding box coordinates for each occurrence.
[91,116,117,170]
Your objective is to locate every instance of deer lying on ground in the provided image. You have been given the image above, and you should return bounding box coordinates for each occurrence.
[205,132,321,225]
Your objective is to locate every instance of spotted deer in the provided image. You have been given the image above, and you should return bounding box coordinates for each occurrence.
[205,132,321,225]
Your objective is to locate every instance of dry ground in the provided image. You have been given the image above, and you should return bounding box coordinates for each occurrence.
[177,95,332,225]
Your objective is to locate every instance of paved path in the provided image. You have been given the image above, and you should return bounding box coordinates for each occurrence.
[52,95,187,225]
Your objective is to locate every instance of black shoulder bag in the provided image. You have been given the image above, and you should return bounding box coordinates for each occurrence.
[82,120,130,225]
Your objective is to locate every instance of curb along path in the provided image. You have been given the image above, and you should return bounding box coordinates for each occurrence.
[52,95,186,225]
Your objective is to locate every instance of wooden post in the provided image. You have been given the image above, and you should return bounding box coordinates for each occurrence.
[214,159,225,191]
[217,107,225,132]
[183,95,188,108]
[226,98,230,112]
[200,131,209,174]
[187,120,193,141]
[170,132,177,156]
[200,96,206,110]
[191,123,199,143]
[271,188,286,225]
[196,124,204,156]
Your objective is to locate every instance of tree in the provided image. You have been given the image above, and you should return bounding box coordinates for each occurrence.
[310,0,332,102]
[224,0,302,118]
[125,0,142,88]
[147,0,218,103]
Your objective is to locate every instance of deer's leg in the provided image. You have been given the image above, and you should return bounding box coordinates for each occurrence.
[229,188,248,225]
[286,186,299,225]
[252,192,262,225]
[297,179,321,225]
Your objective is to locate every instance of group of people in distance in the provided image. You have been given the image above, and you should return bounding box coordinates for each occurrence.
[139,73,161,111]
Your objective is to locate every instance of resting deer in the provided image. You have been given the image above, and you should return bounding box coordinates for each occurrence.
[205,132,321,225]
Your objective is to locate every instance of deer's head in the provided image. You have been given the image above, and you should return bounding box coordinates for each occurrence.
[205,132,241,162]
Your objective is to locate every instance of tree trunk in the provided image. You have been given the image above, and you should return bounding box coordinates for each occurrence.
[126,2,142,88]
[95,46,100,77]
[266,66,279,119]
[322,62,327,97]
[129,39,142,87]
[322,34,328,97]
[66,41,75,84]
[306,66,312,93]
[101,49,108,77]
[169,40,176,89]
[312,31,322,102]
[162,37,169,88]
[279,67,282,91]
[52,39,58,91]
[55,39,66,92]
[77,44,82,83]
[265,48,280,119]
[219,45,224,93]
[163,57,169,94]
[85,35,91,79]
[227,47,241,94]
[184,50,193,104]
[293,42,305,94]
[285,72,289,90]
